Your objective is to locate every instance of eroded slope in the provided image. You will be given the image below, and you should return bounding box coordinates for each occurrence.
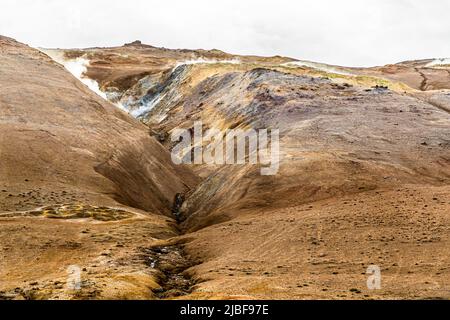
[4,38,450,299]
[0,36,199,299]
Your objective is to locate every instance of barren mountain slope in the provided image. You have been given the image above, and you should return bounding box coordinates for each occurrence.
[0,36,199,299]
[169,69,450,230]
[3,38,450,299]
[41,42,293,118]
[177,70,450,300]
[356,59,450,91]
[48,43,450,299]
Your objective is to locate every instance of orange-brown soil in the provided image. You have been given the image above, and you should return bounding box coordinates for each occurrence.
[1,37,449,300]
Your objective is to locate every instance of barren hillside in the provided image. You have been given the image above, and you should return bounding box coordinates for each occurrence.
[1,37,449,299]
[0,36,199,299]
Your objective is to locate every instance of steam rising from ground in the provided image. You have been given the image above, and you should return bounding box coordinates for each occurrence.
[174,58,241,69]
[41,51,242,117]
[131,93,165,118]
[40,49,126,111]
[282,60,353,76]
[130,59,241,119]
[64,57,109,99]
[426,58,450,67]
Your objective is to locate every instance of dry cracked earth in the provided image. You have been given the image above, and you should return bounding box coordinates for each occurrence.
[0,36,449,300]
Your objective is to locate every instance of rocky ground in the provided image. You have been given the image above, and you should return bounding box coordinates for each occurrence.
[1,37,449,299]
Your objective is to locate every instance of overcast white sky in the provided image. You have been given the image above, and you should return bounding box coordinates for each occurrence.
[1,0,449,66]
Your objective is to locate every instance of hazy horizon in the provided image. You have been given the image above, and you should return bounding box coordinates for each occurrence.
[1,0,450,67]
